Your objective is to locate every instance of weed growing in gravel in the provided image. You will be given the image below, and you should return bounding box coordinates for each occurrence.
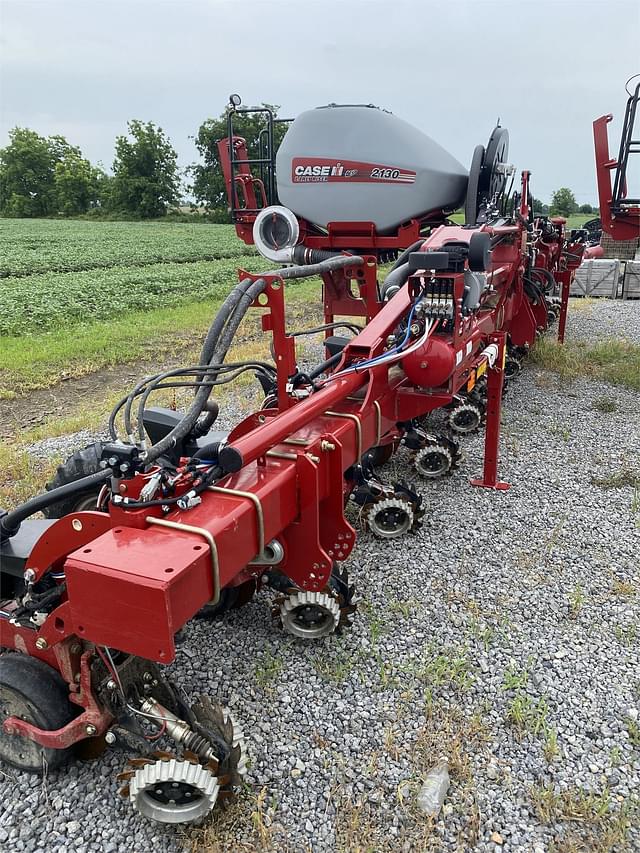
[506,692,549,737]
[609,746,622,767]
[312,647,354,683]
[414,645,475,694]
[592,396,618,413]
[568,584,586,617]
[415,700,489,782]
[591,468,640,490]
[549,421,572,441]
[543,727,560,763]
[531,784,638,853]
[189,785,275,852]
[610,577,636,598]
[626,718,640,748]
[502,662,529,691]
[388,598,419,618]
[615,624,638,646]
[468,618,495,651]
[254,647,284,688]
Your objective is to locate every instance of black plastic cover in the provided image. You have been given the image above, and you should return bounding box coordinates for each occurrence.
[408,252,450,272]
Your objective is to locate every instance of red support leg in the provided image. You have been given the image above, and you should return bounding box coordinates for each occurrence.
[470,332,510,491]
[557,270,571,344]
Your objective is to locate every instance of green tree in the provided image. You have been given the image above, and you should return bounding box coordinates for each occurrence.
[531,196,549,215]
[190,104,287,214]
[578,203,594,214]
[54,150,104,215]
[550,187,578,217]
[0,128,58,216]
[0,128,105,216]
[110,120,180,218]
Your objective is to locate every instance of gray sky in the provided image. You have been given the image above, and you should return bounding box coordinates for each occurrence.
[1,0,638,204]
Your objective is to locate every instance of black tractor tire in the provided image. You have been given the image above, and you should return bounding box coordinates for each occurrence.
[0,653,76,773]
[43,442,105,518]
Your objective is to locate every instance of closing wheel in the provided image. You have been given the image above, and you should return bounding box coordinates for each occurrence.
[0,654,76,773]
[414,444,453,479]
[504,357,522,378]
[448,402,483,435]
[278,591,341,639]
[118,697,247,825]
[273,565,357,639]
[366,497,415,539]
[127,756,220,824]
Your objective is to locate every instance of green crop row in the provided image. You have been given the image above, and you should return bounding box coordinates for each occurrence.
[0,219,254,277]
[0,256,271,336]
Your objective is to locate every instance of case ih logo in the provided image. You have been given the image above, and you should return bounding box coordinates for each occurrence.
[292,158,416,184]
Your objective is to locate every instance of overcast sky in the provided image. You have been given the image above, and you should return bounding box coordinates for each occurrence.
[1,0,638,203]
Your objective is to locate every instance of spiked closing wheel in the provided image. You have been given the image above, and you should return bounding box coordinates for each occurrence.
[273,565,358,639]
[448,402,483,435]
[504,357,522,379]
[414,444,452,479]
[118,698,246,825]
[366,497,414,539]
[125,755,219,824]
[277,590,341,639]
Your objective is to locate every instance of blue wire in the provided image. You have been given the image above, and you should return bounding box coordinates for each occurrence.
[352,300,420,372]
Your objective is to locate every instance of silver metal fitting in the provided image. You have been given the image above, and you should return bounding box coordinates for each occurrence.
[249,539,284,567]
[140,698,217,761]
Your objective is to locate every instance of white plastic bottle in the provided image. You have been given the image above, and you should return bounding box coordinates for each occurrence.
[417,756,450,817]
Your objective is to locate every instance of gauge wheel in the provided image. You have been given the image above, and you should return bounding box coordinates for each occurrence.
[0,654,76,773]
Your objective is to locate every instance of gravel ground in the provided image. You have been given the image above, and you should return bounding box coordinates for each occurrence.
[2,300,639,852]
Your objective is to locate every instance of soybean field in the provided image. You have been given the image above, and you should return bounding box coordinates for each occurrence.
[0,219,268,337]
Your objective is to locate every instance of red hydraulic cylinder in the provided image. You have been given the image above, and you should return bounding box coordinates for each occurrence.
[470,332,510,491]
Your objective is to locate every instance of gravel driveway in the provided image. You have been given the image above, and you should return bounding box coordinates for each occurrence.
[1,300,639,852]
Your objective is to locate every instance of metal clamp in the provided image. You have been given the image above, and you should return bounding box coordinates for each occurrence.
[324,410,363,459]
[372,400,382,445]
[145,516,220,605]
[208,485,265,558]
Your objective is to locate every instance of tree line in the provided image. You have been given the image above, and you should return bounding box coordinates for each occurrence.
[0,107,596,220]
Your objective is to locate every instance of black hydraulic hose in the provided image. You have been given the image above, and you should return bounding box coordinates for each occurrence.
[144,255,363,465]
[380,262,411,300]
[0,469,113,542]
[120,276,254,437]
[198,276,254,367]
[292,246,339,265]
[389,239,425,272]
[530,267,557,293]
[308,351,343,380]
[136,362,275,444]
[523,277,545,305]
